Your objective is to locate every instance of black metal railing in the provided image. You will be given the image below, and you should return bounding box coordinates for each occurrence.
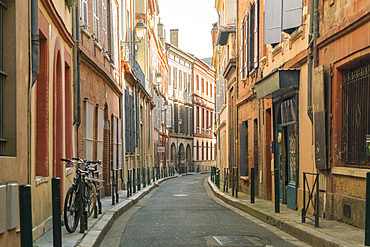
[342,63,370,166]
[129,53,145,88]
[302,172,319,227]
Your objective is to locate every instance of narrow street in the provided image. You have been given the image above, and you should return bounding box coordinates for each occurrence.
[100,174,308,247]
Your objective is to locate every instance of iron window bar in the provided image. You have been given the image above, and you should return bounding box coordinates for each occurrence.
[342,63,370,166]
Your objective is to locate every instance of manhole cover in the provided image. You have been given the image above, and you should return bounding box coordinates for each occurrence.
[173,194,188,197]
[213,236,257,246]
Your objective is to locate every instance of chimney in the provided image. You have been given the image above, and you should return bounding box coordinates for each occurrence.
[170,29,179,48]
[158,22,164,45]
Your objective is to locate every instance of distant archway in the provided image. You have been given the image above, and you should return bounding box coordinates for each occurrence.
[178,143,185,172]
[170,143,177,169]
[186,144,192,172]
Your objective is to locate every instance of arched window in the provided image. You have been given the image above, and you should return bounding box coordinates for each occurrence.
[196,141,199,160]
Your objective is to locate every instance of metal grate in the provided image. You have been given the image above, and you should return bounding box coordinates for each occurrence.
[342,63,370,166]
[0,1,6,155]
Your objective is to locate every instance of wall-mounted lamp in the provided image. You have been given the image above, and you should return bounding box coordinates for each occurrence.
[121,20,146,44]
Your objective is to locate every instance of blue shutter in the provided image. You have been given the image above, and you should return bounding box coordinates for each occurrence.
[239,121,248,176]
[125,89,130,154]
[282,0,302,33]
[135,88,139,147]
[130,93,135,153]
[264,0,282,44]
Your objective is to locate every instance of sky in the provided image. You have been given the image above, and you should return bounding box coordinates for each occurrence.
[157,0,218,59]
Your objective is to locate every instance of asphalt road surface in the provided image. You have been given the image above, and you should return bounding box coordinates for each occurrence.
[100,174,309,247]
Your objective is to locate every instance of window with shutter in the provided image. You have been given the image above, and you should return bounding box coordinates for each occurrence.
[97,107,104,172]
[264,0,282,44]
[166,105,172,128]
[174,103,178,133]
[112,116,118,170]
[244,14,248,75]
[113,4,118,65]
[282,0,302,34]
[168,66,172,86]
[81,0,88,29]
[254,0,259,69]
[102,0,107,50]
[130,93,135,153]
[239,121,248,176]
[240,19,245,78]
[135,89,139,147]
[248,3,254,72]
[118,118,122,169]
[109,2,114,60]
[148,105,151,148]
[125,89,130,154]
[93,0,99,41]
[179,70,182,91]
[173,67,177,89]
[84,100,94,160]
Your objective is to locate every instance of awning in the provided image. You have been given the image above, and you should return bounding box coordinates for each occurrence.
[216,25,236,46]
[255,69,300,99]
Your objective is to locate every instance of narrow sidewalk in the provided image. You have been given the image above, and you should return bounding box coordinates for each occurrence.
[207,177,364,247]
[34,175,179,247]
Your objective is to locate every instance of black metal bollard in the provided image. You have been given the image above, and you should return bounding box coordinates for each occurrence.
[251,167,255,203]
[137,168,141,191]
[19,185,33,247]
[366,172,370,246]
[236,167,239,198]
[112,170,115,205]
[133,169,136,193]
[143,168,146,188]
[80,177,87,233]
[274,168,280,213]
[52,178,62,247]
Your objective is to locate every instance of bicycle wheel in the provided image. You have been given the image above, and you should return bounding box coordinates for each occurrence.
[64,186,80,233]
[85,181,96,218]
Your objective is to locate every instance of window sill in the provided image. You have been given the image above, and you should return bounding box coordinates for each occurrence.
[260,56,267,64]
[36,176,49,186]
[81,27,91,39]
[271,43,282,57]
[332,167,370,179]
[94,41,103,51]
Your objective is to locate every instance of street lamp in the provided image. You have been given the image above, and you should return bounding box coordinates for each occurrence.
[121,20,146,44]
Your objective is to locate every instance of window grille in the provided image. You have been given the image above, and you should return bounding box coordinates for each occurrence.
[0,1,6,155]
[342,63,370,166]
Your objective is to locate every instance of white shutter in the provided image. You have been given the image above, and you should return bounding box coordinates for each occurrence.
[93,0,99,41]
[84,101,94,160]
[81,0,88,28]
[254,1,259,69]
[102,0,107,50]
[282,0,302,33]
[112,116,117,170]
[264,0,282,44]
[97,107,104,173]
[113,4,118,66]
[166,105,172,128]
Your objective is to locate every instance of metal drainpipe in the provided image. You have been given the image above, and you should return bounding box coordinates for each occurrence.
[73,3,81,127]
[235,0,239,185]
[307,0,315,123]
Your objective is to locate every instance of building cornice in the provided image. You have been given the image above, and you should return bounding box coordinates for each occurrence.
[40,0,74,48]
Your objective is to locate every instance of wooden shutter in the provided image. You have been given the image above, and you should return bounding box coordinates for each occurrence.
[168,66,172,86]
[166,105,172,128]
[248,3,253,72]
[110,2,114,60]
[239,121,247,176]
[81,0,88,28]
[240,19,244,78]
[113,4,118,65]
[84,100,94,160]
[93,0,99,40]
[97,107,104,172]
[254,0,259,69]
[112,116,117,170]
[148,105,151,148]
[174,103,178,133]
[282,0,302,33]
[135,89,139,147]
[264,0,282,44]
[102,0,107,50]
[130,93,135,153]
[125,89,130,154]
[244,14,248,75]
[118,118,122,169]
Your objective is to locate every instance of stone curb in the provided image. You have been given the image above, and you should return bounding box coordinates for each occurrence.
[76,175,178,247]
[207,177,353,247]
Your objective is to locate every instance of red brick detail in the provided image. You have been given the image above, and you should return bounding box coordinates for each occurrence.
[35,12,50,177]
[64,48,73,163]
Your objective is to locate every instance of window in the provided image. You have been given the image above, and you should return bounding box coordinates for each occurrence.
[206,142,208,161]
[196,141,199,160]
[125,88,136,154]
[342,63,370,166]
[80,0,88,29]
[96,106,104,172]
[102,0,107,50]
[93,0,99,41]
[112,115,118,170]
[173,67,177,89]
[179,70,182,90]
[196,106,199,133]
[202,78,204,93]
[168,66,172,86]
[84,100,94,160]
[206,81,209,95]
[202,108,205,130]
[196,75,199,91]
[210,85,213,99]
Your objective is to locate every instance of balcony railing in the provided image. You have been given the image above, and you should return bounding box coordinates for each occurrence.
[129,53,145,88]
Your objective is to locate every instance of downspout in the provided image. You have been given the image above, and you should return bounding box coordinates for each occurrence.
[235,0,240,192]
[28,0,39,184]
[307,0,315,123]
[73,3,81,140]
[31,0,39,86]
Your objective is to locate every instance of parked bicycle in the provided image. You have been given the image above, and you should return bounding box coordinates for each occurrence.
[61,158,99,233]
